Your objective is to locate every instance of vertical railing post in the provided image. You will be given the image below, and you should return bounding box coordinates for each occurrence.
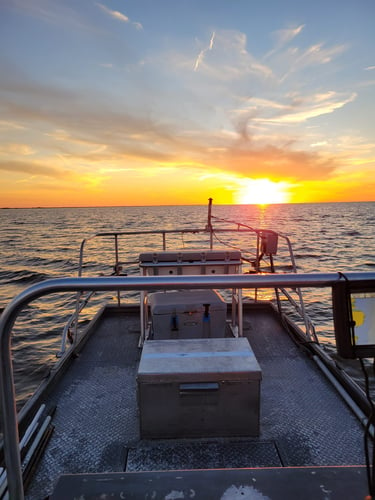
[114,234,121,306]
[0,309,25,499]
[73,238,87,345]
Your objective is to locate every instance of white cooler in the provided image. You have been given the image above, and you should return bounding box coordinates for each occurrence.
[149,290,227,339]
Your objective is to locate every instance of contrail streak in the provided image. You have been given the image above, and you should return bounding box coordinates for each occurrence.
[194,31,216,71]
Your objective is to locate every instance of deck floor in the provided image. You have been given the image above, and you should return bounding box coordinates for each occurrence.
[26,304,366,499]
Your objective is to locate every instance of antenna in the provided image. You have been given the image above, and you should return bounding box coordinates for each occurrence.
[206,198,213,249]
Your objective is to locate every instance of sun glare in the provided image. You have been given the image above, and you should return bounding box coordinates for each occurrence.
[236,179,290,205]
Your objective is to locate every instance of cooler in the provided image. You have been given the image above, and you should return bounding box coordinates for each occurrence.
[149,290,227,339]
[139,250,242,276]
[137,337,262,438]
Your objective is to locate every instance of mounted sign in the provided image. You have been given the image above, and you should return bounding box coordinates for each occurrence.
[332,279,375,359]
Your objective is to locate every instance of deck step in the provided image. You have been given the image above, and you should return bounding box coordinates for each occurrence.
[50,466,368,499]
[126,439,282,471]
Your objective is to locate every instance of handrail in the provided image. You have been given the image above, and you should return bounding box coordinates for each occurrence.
[78,227,209,276]
[57,291,96,357]
[75,199,303,338]
[76,226,296,277]
[210,215,297,269]
[1,272,375,499]
[75,208,303,333]
[279,287,318,341]
[208,217,311,334]
[76,223,302,331]
[75,224,303,342]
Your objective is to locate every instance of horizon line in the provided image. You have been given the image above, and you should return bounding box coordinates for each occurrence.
[1,200,374,210]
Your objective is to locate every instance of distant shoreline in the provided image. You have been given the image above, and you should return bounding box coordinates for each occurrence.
[1,200,374,210]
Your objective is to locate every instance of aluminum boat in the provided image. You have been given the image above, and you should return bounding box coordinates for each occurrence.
[1,199,375,499]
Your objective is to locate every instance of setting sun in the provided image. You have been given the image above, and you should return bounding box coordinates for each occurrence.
[236,179,291,205]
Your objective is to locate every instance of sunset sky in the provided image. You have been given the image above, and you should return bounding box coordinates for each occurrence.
[1,0,374,207]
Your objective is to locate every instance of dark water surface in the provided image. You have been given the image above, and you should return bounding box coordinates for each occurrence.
[0,202,374,407]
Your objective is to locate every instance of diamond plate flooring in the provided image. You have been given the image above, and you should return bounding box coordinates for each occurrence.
[126,439,282,471]
[25,305,367,499]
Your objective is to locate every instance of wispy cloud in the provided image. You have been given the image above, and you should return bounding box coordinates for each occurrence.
[96,3,143,29]
[8,0,103,34]
[266,24,305,58]
[0,120,25,131]
[273,24,305,46]
[1,73,341,185]
[257,92,357,124]
[276,42,349,84]
[233,91,357,126]
[97,3,129,22]
[190,30,274,82]
[99,63,114,69]
[210,142,338,181]
[299,42,347,65]
[0,143,36,156]
[45,129,108,155]
[0,160,77,180]
[184,27,348,90]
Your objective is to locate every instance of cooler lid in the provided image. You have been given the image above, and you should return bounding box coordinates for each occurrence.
[139,250,241,264]
[149,290,226,314]
[137,337,262,383]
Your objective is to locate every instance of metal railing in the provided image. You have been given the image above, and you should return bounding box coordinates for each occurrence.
[69,214,310,350]
[65,231,307,355]
[57,290,96,357]
[76,225,297,278]
[1,271,375,499]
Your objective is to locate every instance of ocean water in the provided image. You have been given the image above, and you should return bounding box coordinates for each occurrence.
[0,202,374,408]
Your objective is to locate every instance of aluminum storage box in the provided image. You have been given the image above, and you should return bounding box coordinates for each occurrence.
[139,250,242,276]
[137,337,262,438]
[149,290,227,339]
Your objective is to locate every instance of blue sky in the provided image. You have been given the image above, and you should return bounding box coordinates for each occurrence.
[1,0,374,206]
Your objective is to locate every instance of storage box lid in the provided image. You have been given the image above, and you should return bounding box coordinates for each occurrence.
[149,290,226,314]
[137,337,261,383]
[139,250,241,265]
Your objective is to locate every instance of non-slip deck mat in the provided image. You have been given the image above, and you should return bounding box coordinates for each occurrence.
[126,439,283,471]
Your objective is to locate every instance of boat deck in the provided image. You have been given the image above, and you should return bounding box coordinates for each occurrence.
[26,303,366,499]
